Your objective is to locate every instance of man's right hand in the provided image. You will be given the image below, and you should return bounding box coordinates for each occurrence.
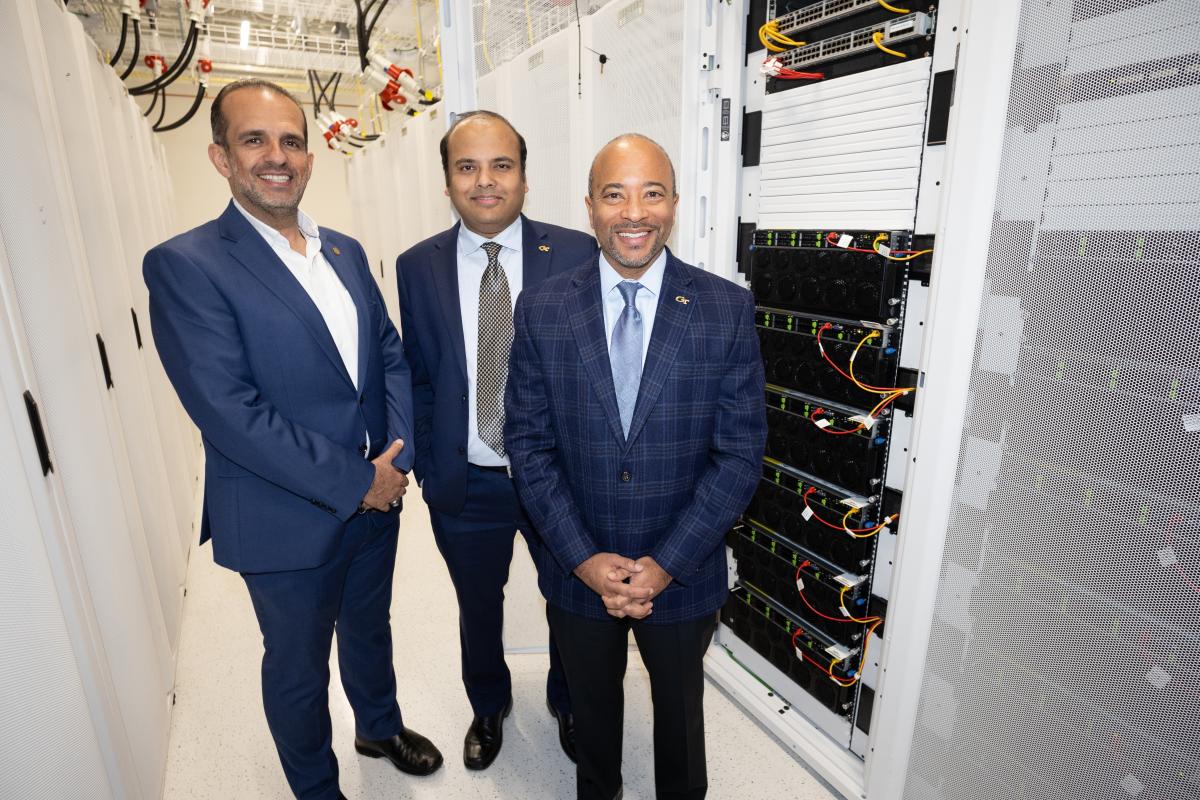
[361,439,409,512]
[573,553,654,617]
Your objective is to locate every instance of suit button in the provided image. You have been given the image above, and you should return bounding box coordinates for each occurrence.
[458,446,466,455]
[461,394,468,403]
[620,471,631,482]
[358,396,364,405]
[358,444,368,455]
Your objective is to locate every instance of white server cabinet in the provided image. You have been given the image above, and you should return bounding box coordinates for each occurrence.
[0,0,179,796]
[35,0,187,651]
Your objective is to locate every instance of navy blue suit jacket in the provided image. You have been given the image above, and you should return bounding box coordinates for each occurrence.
[505,251,767,624]
[144,202,414,573]
[396,215,597,516]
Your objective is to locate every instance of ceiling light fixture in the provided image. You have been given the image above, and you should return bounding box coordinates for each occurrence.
[240,19,251,49]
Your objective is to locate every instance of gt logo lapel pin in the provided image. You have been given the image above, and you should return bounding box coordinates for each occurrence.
[331,246,342,256]
[676,295,690,305]
[538,244,551,252]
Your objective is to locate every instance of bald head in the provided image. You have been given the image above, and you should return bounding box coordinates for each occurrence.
[584,133,679,276]
[587,134,677,199]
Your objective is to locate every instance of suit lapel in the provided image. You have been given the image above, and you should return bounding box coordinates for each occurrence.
[567,261,626,444]
[522,215,553,287]
[320,236,370,391]
[624,254,694,449]
[219,204,355,389]
[431,224,469,382]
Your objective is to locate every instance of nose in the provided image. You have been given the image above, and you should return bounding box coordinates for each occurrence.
[263,137,287,165]
[475,166,496,188]
[622,195,647,222]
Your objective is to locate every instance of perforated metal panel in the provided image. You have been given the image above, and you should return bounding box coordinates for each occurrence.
[473,0,616,76]
[588,0,685,176]
[903,2,1200,799]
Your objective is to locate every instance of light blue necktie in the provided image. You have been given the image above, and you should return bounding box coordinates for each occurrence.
[610,281,643,437]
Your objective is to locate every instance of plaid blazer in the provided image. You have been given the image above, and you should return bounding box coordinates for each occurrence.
[505,251,766,624]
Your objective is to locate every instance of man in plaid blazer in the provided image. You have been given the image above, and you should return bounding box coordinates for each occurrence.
[505,134,766,800]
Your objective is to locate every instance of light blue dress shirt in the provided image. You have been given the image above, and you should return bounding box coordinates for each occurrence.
[599,248,667,368]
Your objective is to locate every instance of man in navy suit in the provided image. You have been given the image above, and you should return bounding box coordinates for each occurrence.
[506,134,767,800]
[143,80,442,800]
[396,110,595,769]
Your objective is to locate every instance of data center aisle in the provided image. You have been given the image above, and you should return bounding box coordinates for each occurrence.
[161,485,839,800]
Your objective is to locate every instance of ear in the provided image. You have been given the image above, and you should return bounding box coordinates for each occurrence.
[444,186,450,197]
[208,143,232,179]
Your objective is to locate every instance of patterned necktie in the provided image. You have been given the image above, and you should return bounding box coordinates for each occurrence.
[477,241,512,457]
[610,281,643,437]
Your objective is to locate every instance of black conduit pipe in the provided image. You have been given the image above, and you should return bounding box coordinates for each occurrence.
[129,21,197,95]
[155,82,206,132]
[143,86,162,117]
[109,13,129,67]
[120,19,142,81]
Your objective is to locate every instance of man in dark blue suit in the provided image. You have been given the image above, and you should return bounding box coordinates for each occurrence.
[396,110,596,769]
[143,80,442,799]
[506,134,767,800]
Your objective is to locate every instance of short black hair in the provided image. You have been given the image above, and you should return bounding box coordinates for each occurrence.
[439,110,527,185]
[588,133,677,198]
[210,79,308,148]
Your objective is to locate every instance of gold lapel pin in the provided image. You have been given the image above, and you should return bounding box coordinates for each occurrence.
[538,244,551,252]
[331,246,341,256]
[676,295,690,305]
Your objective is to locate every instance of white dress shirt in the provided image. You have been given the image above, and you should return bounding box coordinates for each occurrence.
[457,217,524,467]
[234,200,360,390]
[599,248,667,369]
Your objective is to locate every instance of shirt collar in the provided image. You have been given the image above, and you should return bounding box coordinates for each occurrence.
[599,247,668,300]
[233,198,320,250]
[457,215,523,257]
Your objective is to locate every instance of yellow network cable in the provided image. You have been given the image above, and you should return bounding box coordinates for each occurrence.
[872,30,908,58]
[872,232,934,261]
[878,0,911,12]
[759,21,805,52]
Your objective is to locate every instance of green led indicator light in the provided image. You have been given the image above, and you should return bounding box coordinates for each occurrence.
[1109,368,1119,389]
[1139,506,1149,526]
[1083,487,1093,507]
[1170,378,1179,400]
[1135,236,1145,259]
[1079,235,1087,256]
[1056,360,1065,380]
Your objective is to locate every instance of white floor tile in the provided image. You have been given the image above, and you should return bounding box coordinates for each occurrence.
[161,488,841,799]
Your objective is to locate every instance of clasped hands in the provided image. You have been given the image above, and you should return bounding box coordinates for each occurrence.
[574,552,673,620]
[359,439,409,512]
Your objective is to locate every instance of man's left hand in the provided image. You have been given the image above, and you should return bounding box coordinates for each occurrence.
[606,556,673,618]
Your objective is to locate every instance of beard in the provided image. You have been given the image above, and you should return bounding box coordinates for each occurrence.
[229,160,309,218]
[601,223,668,270]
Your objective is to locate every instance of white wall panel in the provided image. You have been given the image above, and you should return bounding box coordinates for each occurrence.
[759,58,933,231]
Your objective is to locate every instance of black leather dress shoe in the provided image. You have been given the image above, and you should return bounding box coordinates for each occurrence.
[546,699,577,763]
[464,697,513,770]
[353,728,443,776]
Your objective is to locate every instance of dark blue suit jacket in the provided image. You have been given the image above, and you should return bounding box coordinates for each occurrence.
[505,251,767,624]
[395,215,596,516]
[144,202,414,573]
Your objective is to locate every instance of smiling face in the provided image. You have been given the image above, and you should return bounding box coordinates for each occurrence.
[443,115,528,237]
[585,136,678,278]
[207,87,313,228]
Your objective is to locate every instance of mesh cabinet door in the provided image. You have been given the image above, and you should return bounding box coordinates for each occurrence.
[903,2,1200,799]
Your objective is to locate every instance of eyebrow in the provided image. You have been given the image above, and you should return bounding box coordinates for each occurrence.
[598,181,668,193]
[237,129,302,140]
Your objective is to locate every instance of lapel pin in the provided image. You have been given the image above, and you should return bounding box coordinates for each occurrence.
[676,295,690,305]
[331,246,341,256]
[538,244,551,252]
